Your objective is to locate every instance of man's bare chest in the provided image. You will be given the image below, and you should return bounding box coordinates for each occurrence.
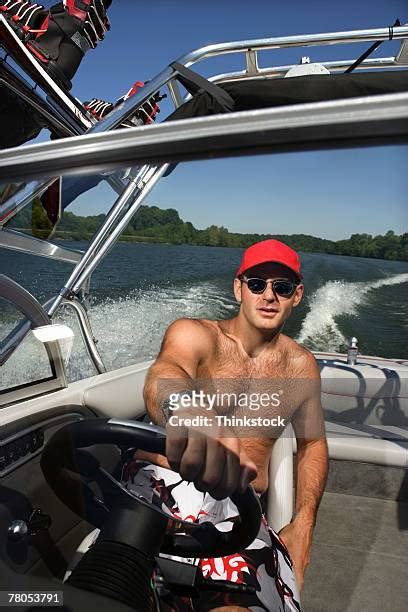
[197,339,290,381]
[197,340,299,417]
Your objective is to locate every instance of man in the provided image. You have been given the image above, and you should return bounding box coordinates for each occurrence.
[124,238,329,611]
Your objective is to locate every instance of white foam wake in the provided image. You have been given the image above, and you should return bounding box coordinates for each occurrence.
[296,272,408,351]
[0,280,238,387]
[70,280,237,377]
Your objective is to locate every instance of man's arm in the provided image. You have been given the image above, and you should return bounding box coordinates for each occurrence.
[279,352,329,590]
[292,355,328,527]
[143,318,257,499]
[143,318,210,426]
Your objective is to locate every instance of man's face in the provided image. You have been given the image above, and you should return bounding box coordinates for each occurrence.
[233,262,303,332]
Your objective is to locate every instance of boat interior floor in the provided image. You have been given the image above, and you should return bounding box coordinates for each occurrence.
[302,491,408,611]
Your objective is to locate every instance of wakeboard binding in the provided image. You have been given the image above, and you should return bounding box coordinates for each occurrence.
[1,0,111,90]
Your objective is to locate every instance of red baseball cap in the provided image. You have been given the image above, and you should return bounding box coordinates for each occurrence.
[236,239,302,279]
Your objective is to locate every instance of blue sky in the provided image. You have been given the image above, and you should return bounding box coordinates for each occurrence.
[46,0,407,239]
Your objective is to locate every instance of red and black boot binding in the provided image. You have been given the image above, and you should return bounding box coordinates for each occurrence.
[84,81,165,127]
[1,0,111,90]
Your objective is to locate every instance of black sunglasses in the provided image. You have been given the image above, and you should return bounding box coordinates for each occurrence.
[241,277,298,297]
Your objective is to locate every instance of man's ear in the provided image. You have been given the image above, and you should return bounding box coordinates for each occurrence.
[233,277,242,303]
[292,283,304,308]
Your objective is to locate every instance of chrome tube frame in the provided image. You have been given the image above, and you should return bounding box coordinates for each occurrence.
[47,164,166,316]
[210,56,406,85]
[60,298,106,374]
[0,228,82,263]
[179,26,408,67]
[2,91,408,182]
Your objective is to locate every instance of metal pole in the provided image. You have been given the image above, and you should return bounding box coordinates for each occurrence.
[178,26,408,67]
[209,56,400,84]
[71,164,169,295]
[61,298,106,373]
[47,165,153,316]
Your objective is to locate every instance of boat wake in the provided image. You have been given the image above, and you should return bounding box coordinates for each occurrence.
[0,279,237,385]
[1,272,407,386]
[297,272,408,351]
[64,280,237,378]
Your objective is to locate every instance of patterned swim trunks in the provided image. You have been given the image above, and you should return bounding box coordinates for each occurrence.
[122,458,302,612]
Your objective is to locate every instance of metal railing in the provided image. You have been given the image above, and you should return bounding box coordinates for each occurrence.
[89,24,408,134]
[2,91,408,182]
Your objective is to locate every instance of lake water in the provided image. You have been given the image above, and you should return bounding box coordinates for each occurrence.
[1,242,407,383]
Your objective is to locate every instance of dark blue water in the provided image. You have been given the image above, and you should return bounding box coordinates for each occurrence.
[1,242,407,381]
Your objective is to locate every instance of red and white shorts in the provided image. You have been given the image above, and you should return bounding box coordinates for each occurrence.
[122,458,302,612]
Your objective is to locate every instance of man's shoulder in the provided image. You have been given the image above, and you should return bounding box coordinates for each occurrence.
[165,317,216,345]
[281,335,320,377]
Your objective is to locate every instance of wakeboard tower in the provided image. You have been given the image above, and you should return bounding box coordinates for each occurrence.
[0,14,408,283]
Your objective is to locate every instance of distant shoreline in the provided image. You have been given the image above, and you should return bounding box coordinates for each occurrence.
[8,201,408,262]
[8,228,407,264]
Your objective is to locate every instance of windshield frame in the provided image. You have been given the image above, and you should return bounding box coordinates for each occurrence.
[1,25,407,400]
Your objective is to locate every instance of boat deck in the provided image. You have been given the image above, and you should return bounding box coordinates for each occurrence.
[302,491,408,611]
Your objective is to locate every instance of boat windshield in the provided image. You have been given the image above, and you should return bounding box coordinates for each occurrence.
[1,142,407,401]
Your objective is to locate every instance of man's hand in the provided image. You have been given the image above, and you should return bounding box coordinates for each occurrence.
[278,520,313,591]
[166,409,257,500]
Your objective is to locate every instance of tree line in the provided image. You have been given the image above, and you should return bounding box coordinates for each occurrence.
[7,200,408,261]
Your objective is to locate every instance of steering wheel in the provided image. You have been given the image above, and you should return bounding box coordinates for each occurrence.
[41,418,262,559]
[41,419,262,611]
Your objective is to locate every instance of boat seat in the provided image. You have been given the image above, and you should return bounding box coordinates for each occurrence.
[317,355,408,427]
[83,361,151,419]
[325,421,408,467]
[265,420,408,532]
[266,425,294,532]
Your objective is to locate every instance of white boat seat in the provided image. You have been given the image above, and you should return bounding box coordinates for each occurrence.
[325,421,408,467]
[83,362,152,419]
[265,420,408,535]
[317,355,408,427]
[266,424,294,533]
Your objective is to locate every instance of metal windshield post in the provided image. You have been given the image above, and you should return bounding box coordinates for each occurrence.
[47,164,168,317]
[70,164,170,295]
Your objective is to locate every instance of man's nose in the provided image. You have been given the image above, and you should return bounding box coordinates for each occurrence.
[263,281,278,301]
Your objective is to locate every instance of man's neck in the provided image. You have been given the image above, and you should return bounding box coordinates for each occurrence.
[225,315,282,358]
